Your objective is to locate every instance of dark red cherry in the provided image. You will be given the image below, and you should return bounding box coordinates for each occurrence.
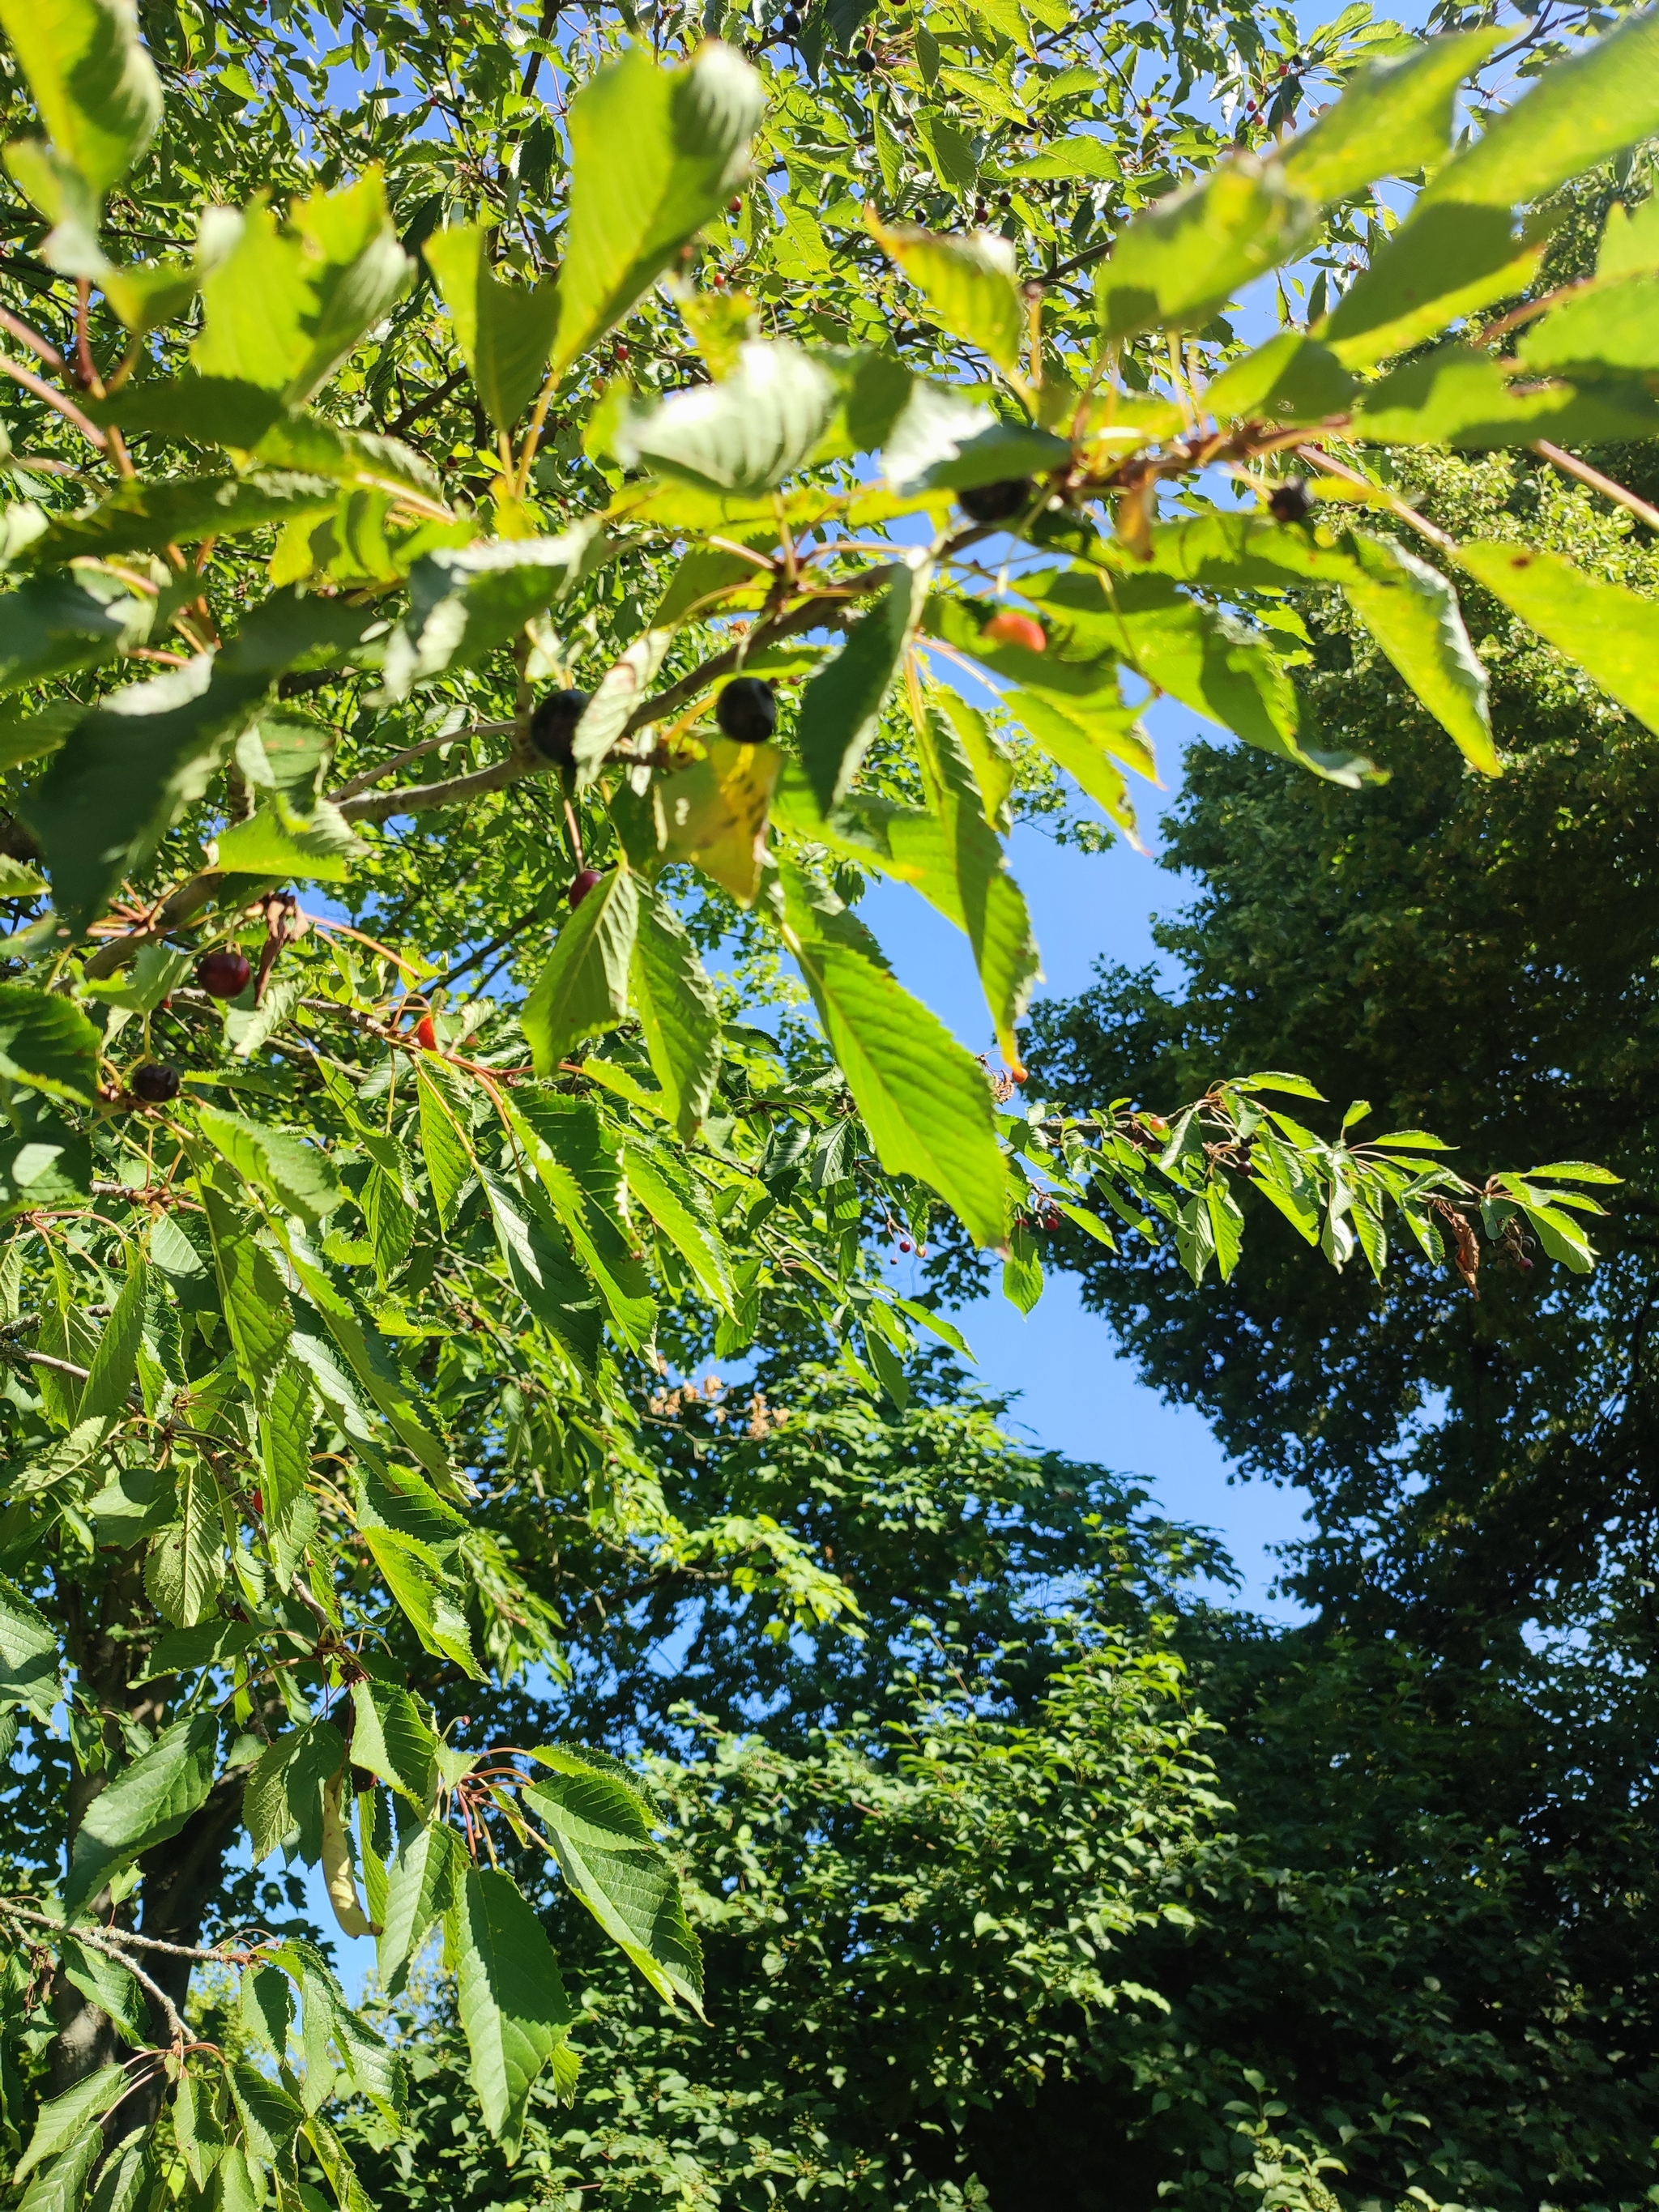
[569,868,602,908]
[715,677,778,744]
[530,689,591,769]
[131,1063,181,1105]
[1269,477,1315,523]
[197,948,251,999]
[957,478,1032,524]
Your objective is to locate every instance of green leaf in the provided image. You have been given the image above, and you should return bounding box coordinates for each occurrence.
[613,340,838,496]
[350,1679,439,1805]
[15,2116,103,2212]
[505,1094,657,1353]
[196,1106,346,1230]
[915,109,977,194]
[85,2132,153,2212]
[1516,273,1659,379]
[23,589,371,933]
[424,226,561,435]
[0,982,99,1103]
[881,381,1069,492]
[872,223,1026,373]
[481,1169,603,1374]
[1417,8,1659,218]
[451,1866,578,2149]
[1004,687,1149,838]
[0,1570,62,1718]
[798,566,926,815]
[143,1457,224,1629]
[64,1711,217,1916]
[0,569,156,694]
[909,705,1040,1066]
[214,798,361,884]
[59,1934,149,2044]
[780,865,1006,1250]
[14,2067,129,2183]
[415,1063,476,1230]
[1002,1220,1043,1313]
[1275,30,1501,204]
[380,525,601,701]
[525,1747,704,2012]
[80,1252,147,1421]
[379,1809,466,1994]
[1351,343,1659,449]
[0,0,160,198]
[1096,156,1315,341]
[198,1182,294,1399]
[569,629,672,787]
[522,868,641,1072]
[621,1144,733,1311]
[1324,207,1548,371]
[28,472,339,568]
[1456,541,1659,737]
[552,42,764,379]
[288,1249,464,1497]
[630,885,722,1141]
[1341,533,1497,774]
[80,942,194,1016]
[229,2065,302,2170]
[192,177,413,407]
[245,1719,346,1864]
[1205,332,1354,427]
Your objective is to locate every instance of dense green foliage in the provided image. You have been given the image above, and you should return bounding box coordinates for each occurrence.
[0,0,1657,2206]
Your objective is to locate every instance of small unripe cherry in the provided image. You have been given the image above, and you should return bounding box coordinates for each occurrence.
[414,1014,438,1051]
[530,688,591,769]
[198,947,251,999]
[130,1062,181,1105]
[569,868,602,908]
[985,610,1046,654]
[715,676,778,744]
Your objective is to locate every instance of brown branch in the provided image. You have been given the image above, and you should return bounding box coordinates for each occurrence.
[339,556,949,826]
[0,305,66,373]
[329,719,514,803]
[387,364,468,439]
[0,354,108,448]
[1533,438,1659,534]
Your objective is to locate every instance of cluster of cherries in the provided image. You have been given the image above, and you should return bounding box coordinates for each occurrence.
[529,676,779,909]
[126,946,252,1106]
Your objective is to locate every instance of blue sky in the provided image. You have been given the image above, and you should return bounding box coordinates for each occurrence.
[861,691,1313,1621]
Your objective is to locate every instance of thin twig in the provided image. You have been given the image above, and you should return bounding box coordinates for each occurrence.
[0,1902,261,1971]
[0,355,108,448]
[328,720,514,803]
[0,306,66,373]
[1294,443,1456,552]
[387,365,469,439]
[1,1345,93,1382]
[1533,439,1659,534]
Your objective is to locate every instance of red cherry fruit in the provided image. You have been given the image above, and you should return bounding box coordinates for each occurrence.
[414,1014,438,1051]
[251,1488,265,1516]
[569,868,602,908]
[900,1239,912,1252]
[198,947,252,999]
[985,610,1046,654]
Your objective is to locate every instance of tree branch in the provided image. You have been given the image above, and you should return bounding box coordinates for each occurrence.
[0,354,109,448]
[1533,439,1659,534]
